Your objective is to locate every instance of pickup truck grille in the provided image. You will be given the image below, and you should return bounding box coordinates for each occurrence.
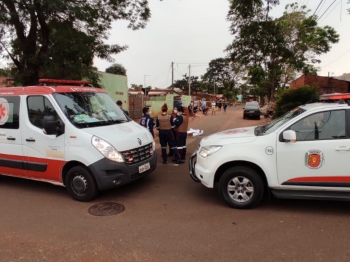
[121,143,153,165]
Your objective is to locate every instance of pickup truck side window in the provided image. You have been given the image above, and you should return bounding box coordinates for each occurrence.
[27,96,59,129]
[0,96,20,129]
[290,110,346,141]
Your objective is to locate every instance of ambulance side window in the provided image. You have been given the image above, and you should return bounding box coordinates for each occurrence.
[0,96,20,129]
[27,96,59,129]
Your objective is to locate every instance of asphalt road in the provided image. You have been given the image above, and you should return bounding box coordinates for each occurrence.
[1,106,350,262]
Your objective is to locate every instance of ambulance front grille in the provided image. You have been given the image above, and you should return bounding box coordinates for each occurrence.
[121,143,153,165]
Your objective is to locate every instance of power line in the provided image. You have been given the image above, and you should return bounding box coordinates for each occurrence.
[315,0,327,16]
[317,0,338,21]
[318,0,340,23]
[320,48,350,68]
[313,0,325,16]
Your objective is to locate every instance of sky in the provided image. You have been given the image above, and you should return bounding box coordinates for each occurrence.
[93,0,350,89]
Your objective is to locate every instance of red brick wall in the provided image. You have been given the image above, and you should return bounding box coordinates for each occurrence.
[290,75,349,94]
[290,75,305,89]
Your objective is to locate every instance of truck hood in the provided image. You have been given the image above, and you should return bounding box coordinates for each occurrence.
[83,121,153,151]
[201,126,257,146]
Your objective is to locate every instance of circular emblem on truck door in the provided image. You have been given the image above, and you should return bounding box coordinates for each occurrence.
[137,138,142,145]
[305,150,324,169]
[0,98,10,125]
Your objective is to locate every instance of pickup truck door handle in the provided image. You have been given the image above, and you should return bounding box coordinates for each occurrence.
[26,138,36,142]
[335,146,350,151]
[7,137,16,141]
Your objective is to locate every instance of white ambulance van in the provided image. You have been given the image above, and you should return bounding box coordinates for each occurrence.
[190,95,350,209]
[0,79,157,201]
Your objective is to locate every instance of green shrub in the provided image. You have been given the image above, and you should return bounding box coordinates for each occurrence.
[274,86,319,118]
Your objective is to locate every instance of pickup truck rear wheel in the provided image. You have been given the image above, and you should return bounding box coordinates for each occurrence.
[66,166,98,202]
[218,166,264,209]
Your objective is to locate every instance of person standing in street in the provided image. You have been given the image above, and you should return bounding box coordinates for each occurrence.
[211,101,216,115]
[139,107,155,138]
[173,106,189,160]
[223,102,228,113]
[188,101,194,117]
[116,100,129,117]
[156,104,184,164]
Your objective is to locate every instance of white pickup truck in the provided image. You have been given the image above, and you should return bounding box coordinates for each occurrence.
[190,100,350,209]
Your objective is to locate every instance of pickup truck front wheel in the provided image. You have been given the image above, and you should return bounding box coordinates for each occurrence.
[218,166,264,209]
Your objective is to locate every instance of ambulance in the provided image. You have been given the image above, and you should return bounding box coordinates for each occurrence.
[0,79,157,201]
[190,94,350,209]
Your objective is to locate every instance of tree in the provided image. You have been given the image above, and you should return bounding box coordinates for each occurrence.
[226,2,339,102]
[274,86,319,118]
[106,64,127,76]
[172,75,200,95]
[130,84,143,90]
[202,58,243,91]
[0,0,150,86]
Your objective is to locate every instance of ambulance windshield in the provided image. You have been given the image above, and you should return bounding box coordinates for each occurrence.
[53,92,130,128]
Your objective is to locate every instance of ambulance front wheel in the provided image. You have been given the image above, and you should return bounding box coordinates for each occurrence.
[66,166,98,202]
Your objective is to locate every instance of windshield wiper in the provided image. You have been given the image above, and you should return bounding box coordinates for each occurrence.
[254,125,267,136]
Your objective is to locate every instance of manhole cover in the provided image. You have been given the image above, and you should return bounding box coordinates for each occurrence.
[88,202,125,216]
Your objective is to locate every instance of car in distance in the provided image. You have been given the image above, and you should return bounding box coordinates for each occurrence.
[243,104,261,119]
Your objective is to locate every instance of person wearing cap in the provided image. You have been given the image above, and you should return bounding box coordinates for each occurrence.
[139,107,155,138]
[116,100,129,117]
[155,103,184,164]
[173,106,189,160]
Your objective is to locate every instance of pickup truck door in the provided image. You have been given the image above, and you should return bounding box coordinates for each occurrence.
[277,110,350,189]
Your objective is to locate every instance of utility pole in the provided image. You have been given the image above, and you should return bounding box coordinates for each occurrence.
[188,65,191,96]
[144,75,150,89]
[171,62,174,91]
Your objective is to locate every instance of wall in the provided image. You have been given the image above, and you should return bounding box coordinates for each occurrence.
[290,74,349,94]
[97,71,129,111]
[145,94,174,118]
[290,75,306,89]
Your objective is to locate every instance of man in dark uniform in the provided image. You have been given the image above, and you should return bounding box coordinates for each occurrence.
[139,107,155,138]
[173,106,189,160]
[155,103,184,164]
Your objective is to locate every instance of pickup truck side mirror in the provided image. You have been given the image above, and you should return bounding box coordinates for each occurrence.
[283,130,296,143]
[43,115,65,136]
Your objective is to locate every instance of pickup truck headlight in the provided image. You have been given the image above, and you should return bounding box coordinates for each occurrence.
[152,141,156,151]
[92,136,124,162]
[199,145,222,158]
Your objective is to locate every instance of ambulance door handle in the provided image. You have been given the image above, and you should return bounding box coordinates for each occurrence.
[335,146,350,151]
[7,137,16,141]
[26,138,36,142]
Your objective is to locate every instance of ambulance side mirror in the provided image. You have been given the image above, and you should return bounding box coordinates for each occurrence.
[43,115,65,136]
[283,130,296,143]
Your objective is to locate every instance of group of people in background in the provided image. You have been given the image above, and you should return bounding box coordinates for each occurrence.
[197,99,228,115]
[139,103,189,165]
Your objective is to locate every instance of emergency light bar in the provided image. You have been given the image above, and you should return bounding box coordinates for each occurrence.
[319,93,350,101]
[39,79,90,86]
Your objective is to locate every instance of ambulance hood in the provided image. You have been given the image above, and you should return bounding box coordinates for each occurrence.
[83,121,153,151]
[200,126,257,146]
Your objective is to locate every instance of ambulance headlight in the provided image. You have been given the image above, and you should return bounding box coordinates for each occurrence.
[92,136,124,162]
[199,145,222,158]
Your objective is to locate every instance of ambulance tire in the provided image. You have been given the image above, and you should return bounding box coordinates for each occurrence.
[218,166,264,209]
[66,166,98,202]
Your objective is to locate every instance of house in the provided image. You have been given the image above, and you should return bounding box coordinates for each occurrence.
[290,74,350,94]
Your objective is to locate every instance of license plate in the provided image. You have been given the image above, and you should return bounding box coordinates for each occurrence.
[139,162,150,173]
[249,111,254,113]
